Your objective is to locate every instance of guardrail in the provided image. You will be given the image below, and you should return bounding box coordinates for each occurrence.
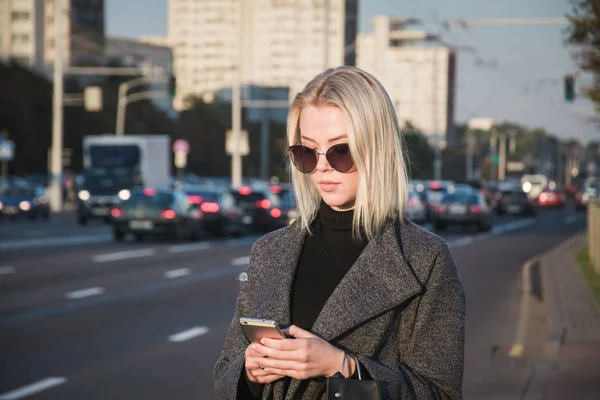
[589,200,600,273]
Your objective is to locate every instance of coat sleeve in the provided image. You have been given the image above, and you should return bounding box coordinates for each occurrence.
[213,243,265,400]
[356,242,466,399]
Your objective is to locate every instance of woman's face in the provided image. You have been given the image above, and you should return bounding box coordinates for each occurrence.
[298,105,359,211]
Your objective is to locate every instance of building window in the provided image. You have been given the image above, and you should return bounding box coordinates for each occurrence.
[11,34,29,45]
[11,11,30,21]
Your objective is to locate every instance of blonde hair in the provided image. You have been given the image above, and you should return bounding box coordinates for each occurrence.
[287,66,410,241]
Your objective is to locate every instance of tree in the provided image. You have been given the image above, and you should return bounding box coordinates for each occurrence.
[402,121,434,179]
[565,0,600,112]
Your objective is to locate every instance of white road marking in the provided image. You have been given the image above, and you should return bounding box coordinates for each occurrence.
[509,257,537,358]
[564,215,579,224]
[0,234,111,251]
[167,242,212,253]
[0,377,67,400]
[231,256,250,266]
[0,266,15,275]
[168,326,210,342]
[93,248,156,263]
[165,268,191,279]
[65,287,105,300]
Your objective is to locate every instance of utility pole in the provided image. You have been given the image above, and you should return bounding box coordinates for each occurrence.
[432,49,442,181]
[231,0,244,189]
[498,133,507,181]
[50,0,64,213]
[489,131,497,181]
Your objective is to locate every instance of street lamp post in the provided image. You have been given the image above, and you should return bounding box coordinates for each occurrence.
[50,0,65,213]
[115,76,161,135]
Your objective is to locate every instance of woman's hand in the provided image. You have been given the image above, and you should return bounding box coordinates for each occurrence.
[244,342,285,384]
[251,325,355,380]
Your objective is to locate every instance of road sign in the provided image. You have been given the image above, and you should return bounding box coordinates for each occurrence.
[173,139,190,154]
[0,140,15,161]
[226,130,249,156]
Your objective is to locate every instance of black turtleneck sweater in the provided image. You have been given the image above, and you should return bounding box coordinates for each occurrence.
[291,201,370,331]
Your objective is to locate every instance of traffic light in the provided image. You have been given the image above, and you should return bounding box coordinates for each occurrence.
[168,74,176,99]
[564,74,575,102]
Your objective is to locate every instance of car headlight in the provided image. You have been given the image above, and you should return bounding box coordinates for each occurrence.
[78,190,90,201]
[118,189,131,201]
[19,201,31,211]
[522,182,532,193]
[583,193,590,202]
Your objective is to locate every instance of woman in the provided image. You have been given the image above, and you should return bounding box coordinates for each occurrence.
[214,66,465,399]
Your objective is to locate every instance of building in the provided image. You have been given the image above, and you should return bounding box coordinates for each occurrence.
[167,0,358,110]
[0,0,105,72]
[105,36,174,113]
[357,16,456,147]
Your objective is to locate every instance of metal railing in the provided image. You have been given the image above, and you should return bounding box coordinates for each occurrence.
[589,200,600,273]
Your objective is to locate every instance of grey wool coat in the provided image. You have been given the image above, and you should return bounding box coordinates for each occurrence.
[214,217,466,399]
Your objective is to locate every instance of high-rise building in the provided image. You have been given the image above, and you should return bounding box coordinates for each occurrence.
[168,0,358,110]
[357,16,456,147]
[0,0,105,72]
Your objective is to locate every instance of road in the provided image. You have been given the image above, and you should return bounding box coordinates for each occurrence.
[0,207,587,399]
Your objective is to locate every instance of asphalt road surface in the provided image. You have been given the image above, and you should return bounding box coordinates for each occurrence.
[0,206,587,399]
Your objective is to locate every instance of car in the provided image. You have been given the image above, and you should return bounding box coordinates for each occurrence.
[0,184,50,220]
[110,187,202,242]
[231,186,282,233]
[575,180,600,210]
[536,188,565,208]
[495,189,536,217]
[431,191,492,232]
[183,185,245,237]
[405,190,427,223]
[422,180,453,220]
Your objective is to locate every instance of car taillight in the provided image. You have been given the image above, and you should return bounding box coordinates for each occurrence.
[187,195,203,204]
[256,199,271,209]
[408,198,417,207]
[111,208,125,217]
[270,208,282,218]
[238,186,252,195]
[435,205,447,213]
[469,205,482,214]
[201,202,220,213]
[160,209,176,219]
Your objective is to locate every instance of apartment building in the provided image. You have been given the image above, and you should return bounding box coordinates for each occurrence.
[168,0,358,110]
[357,16,456,147]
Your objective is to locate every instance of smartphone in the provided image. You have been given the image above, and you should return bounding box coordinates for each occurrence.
[240,317,286,342]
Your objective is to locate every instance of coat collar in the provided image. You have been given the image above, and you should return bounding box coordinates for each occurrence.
[246,218,424,341]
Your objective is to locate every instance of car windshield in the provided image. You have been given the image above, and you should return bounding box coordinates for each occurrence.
[442,194,478,205]
[124,190,173,207]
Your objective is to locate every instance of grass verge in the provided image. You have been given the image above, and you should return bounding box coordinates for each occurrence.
[576,247,600,307]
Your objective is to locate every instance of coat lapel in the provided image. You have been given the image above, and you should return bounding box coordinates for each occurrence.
[311,219,424,341]
[244,220,306,327]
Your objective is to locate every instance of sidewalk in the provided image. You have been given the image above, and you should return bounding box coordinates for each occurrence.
[536,233,600,399]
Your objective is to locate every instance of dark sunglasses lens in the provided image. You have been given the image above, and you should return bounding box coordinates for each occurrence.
[326,144,353,172]
[290,146,317,173]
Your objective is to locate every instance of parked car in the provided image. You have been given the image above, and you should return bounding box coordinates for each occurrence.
[183,185,245,237]
[0,184,50,220]
[432,191,492,232]
[110,187,202,242]
[422,180,453,220]
[495,189,536,217]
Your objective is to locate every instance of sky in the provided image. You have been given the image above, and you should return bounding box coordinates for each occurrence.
[105,0,599,143]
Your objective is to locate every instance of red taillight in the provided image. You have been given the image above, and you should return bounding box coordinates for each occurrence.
[270,185,282,194]
[469,205,482,214]
[143,188,156,196]
[256,199,271,209]
[435,205,447,213]
[200,202,220,213]
[111,208,124,217]
[270,208,282,218]
[430,181,441,190]
[187,195,203,204]
[238,186,252,195]
[160,209,176,219]
[408,198,418,207]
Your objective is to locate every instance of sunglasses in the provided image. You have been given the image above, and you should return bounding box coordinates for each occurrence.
[287,143,354,174]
